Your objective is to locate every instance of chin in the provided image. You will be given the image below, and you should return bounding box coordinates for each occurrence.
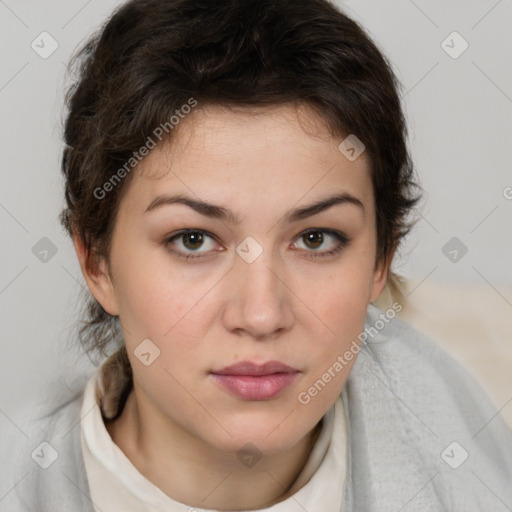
[205,418,305,457]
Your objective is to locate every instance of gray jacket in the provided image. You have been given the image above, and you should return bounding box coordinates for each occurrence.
[2,304,512,511]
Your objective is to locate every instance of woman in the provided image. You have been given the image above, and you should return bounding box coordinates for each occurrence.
[2,0,511,510]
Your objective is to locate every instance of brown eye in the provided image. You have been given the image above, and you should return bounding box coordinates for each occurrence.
[293,229,349,258]
[164,229,220,260]
[303,231,324,249]
[182,231,205,250]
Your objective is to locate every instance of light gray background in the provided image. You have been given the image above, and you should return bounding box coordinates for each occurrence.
[1,1,511,420]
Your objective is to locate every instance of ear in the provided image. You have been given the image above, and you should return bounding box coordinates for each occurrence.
[72,232,119,316]
[369,251,394,303]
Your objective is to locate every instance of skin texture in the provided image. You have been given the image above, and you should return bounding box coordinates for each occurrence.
[74,103,391,510]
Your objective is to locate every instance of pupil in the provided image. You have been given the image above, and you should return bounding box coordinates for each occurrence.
[305,231,323,249]
[184,232,203,250]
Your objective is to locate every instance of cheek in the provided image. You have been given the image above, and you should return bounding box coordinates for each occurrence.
[114,259,216,361]
[301,257,373,374]
[305,254,374,327]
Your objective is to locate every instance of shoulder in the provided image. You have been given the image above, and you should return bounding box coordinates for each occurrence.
[360,303,504,401]
[0,389,94,512]
[342,304,512,508]
[358,304,511,441]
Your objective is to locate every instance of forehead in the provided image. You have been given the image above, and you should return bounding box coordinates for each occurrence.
[121,103,374,220]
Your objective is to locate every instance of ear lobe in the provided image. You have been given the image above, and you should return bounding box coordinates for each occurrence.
[72,232,119,316]
[369,253,393,304]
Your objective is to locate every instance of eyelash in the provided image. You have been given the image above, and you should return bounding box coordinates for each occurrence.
[164,228,350,261]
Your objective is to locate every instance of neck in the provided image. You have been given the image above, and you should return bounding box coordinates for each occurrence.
[105,385,323,510]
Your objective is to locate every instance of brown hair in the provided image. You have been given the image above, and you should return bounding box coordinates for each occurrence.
[59,0,423,365]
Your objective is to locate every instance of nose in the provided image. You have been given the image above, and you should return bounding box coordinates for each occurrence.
[221,248,295,341]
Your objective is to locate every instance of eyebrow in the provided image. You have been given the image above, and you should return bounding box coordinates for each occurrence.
[144,192,364,224]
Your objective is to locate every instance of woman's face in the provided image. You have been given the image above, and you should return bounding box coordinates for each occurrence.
[81,104,389,456]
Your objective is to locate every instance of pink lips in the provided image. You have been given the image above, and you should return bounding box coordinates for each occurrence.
[210,361,299,400]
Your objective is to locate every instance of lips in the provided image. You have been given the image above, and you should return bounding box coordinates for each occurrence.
[210,360,300,400]
[211,360,298,376]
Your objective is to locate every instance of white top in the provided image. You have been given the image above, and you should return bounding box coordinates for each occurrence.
[80,364,347,511]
